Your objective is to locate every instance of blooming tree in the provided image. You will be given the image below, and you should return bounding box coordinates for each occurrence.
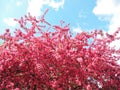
[0,9,120,90]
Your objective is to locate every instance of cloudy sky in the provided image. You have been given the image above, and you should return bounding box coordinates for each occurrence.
[0,0,120,35]
[0,0,120,64]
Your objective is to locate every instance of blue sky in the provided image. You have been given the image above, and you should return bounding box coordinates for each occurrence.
[0,0,120,35]
[0,0,112,34]
[0,0,120,64]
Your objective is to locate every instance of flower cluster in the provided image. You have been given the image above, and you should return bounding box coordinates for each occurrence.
[0,9,120,90]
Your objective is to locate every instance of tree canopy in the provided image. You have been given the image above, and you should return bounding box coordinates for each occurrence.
[0,9,120,90]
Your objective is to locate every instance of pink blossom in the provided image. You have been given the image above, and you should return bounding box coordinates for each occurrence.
[0,9,120,89]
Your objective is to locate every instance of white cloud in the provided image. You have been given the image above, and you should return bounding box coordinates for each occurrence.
[109,40,120,50]
[93,0,115,16]
[48,0,64,10]
[27,0,64,17]
[93,0,120,55]
[3,18,17,27]
[72,25,83,33]
[16,1,23,6]
[93,0,120,33]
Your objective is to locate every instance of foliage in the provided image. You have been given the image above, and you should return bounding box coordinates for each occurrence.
[0,9,120,90]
